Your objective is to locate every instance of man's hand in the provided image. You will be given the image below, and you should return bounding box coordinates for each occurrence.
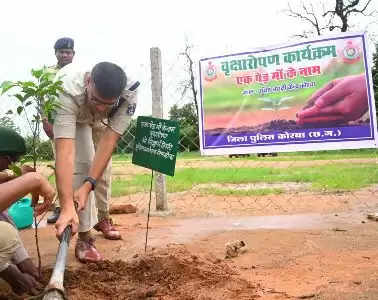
[20,165,36,175]
[55,205,79,240]
[297,74,368,125]
[31,174,56,216]
[17,258,40,281]
[74,183,92,212]
[0,264,42,296]
[42,118,54,140]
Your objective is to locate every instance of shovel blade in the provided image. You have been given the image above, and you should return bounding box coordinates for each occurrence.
[43,289,65,300]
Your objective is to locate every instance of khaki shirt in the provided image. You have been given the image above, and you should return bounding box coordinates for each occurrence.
[53,63,137,139]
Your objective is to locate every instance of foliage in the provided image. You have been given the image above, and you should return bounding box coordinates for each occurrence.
[0,68,63,168]
[0,116,20,133]
[169,103,199,152]
[24,136,54,161]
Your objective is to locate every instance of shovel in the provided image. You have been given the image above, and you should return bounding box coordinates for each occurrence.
[42,225,72,300]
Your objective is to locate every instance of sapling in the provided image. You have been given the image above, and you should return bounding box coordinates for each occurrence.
[1,67,63,276]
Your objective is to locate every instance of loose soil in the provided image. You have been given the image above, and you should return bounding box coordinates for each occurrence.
[1,159,377,299]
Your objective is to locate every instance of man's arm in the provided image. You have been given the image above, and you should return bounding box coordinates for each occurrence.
[55,138,75,210]
[0,172,14,184]
[54,138,79,237]
[89,127,119,180]
[74,127,120,209]
[0,173,55,212]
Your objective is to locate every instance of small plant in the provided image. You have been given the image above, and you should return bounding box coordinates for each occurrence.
[0,67,63,276]
[258,96,294,111]
[1,68,63,168]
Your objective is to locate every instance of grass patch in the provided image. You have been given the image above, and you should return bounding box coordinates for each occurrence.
[111,176,151,197]
[111,149,377,163]
[45,150,378,197]
[129,163,378,194]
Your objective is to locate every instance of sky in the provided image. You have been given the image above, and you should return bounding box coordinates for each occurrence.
[0,0,377,136]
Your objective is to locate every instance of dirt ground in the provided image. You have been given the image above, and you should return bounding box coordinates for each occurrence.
[1,161,378,299]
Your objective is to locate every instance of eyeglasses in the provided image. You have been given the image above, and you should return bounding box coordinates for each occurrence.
[86,88,118,107]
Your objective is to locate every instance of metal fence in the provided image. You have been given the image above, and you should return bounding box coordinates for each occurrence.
[109,48,378,221]
[8,47,377,221]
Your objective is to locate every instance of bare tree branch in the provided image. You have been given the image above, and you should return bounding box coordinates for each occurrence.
[286,0,376,36]
[179,42,199,117]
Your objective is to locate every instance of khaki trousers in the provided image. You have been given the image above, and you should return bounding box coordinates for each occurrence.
[0,221,21,272]
[74,123,112,232]
[0,212,28,265]
[92,122,112,219]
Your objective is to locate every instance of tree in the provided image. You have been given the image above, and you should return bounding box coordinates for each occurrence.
[169,103,199,152]
[24,136,54,161]
[0,67,63,276]
[285,0,376,38]
[0,116,20,133]
[179,42,199,117]
[1,68,63,168]
[171,41,201,152]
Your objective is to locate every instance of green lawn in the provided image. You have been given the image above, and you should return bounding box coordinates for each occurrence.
[47,149,378,197]
[112,148,377,163]
[112,162,377,197]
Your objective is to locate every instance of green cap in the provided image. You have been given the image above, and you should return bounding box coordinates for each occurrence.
[0,127,26,155]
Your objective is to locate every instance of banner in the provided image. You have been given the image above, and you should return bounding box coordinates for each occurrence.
[198,32,378,155]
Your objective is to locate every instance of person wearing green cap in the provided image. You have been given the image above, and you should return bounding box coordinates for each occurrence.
[0,127,55,296]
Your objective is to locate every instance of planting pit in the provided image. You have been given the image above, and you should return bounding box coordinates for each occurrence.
[1,245,260,300]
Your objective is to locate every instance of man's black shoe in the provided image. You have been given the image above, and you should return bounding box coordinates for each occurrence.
[47,207,60,224]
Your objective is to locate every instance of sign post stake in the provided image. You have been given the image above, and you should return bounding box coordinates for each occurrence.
[150,47,168,211]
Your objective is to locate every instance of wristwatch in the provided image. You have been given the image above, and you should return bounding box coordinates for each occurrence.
[83,176,97,191]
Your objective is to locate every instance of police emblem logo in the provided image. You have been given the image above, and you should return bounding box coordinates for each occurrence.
[127,103,136,116]
[340,40,361,64]
[204,61,217,82]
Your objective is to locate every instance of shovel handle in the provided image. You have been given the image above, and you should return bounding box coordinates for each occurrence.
[61,225,72,243]
[45,225,72,295]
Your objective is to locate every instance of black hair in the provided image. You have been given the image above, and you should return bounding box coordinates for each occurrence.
[54,37,74,50]
[91,62,127,99]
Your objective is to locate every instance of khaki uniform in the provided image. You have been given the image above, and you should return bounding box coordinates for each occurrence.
[46,65,112,220]
[53,63,137,232]
[0,212,28,266]
[0,221,22,272]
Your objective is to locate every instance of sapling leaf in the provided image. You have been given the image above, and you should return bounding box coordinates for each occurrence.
[0,81,16,95]
[17,106,24,115]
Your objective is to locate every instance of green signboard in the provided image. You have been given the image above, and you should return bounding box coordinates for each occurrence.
[132,116,179,176]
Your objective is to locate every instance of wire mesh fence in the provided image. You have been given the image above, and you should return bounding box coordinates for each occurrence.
[9,49,378,222]
[108,149,378,218]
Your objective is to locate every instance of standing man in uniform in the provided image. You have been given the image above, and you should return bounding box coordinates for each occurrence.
[44,37,75,223]
[44,38,121,241]
[0,127,55,296]
[53,62,138,263]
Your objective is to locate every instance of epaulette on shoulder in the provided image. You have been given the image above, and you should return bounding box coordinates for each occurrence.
[107,81,140,119]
